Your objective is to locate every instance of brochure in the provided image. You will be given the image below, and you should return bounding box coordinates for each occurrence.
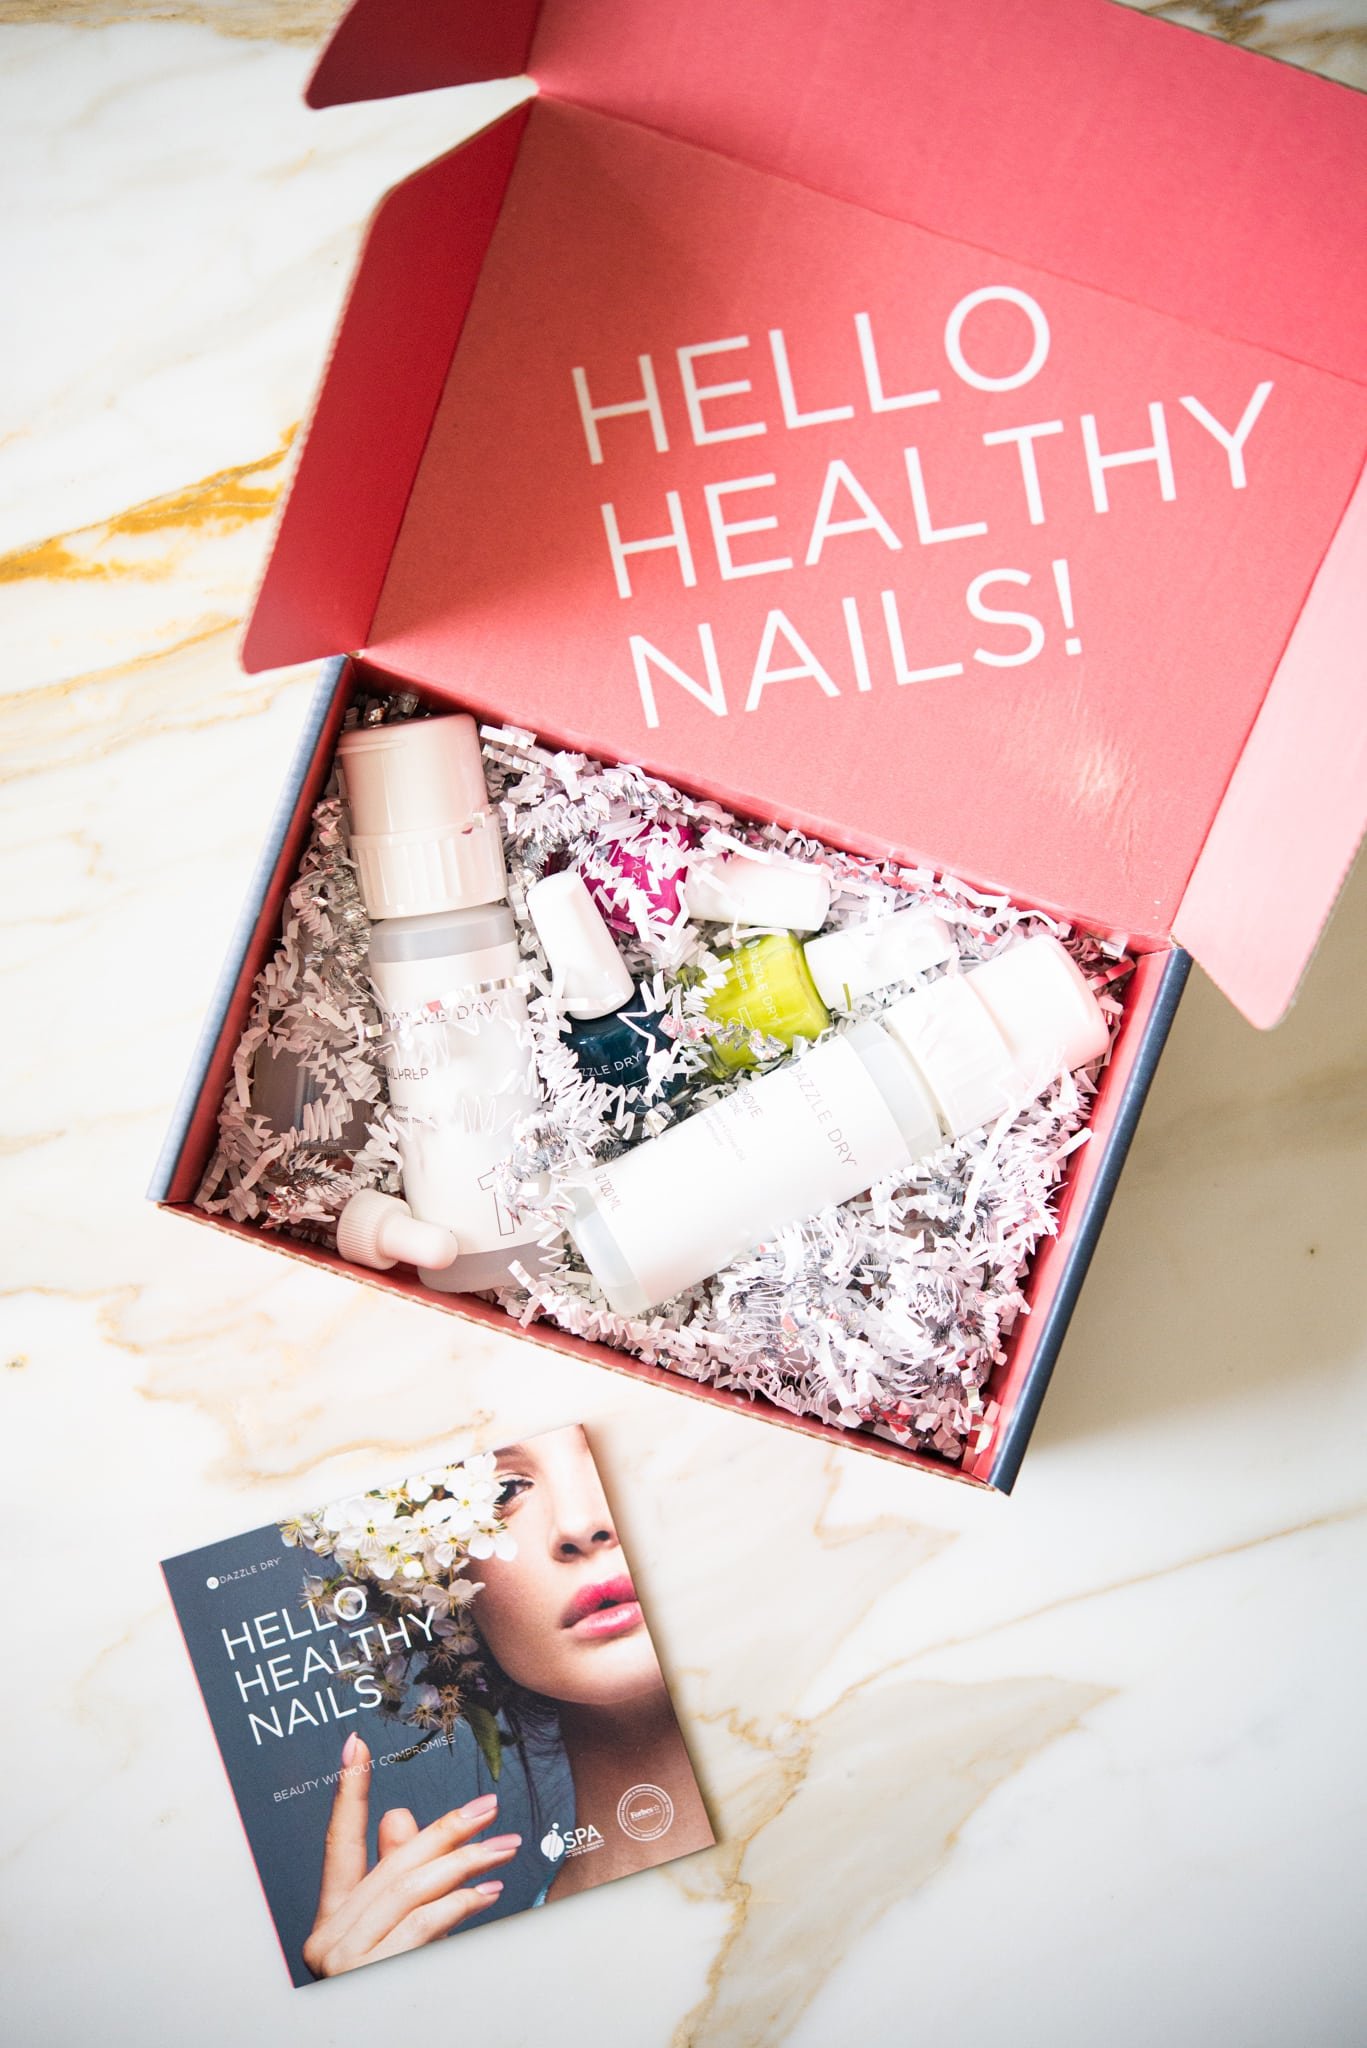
[162,1424,713,1984]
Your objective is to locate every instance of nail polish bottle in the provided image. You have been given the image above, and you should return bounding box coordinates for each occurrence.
[704,905,957,1071]
[566,935,1110,1318]
[526,870,670,1093]
[579,816,697,936]
[683,846,832,932]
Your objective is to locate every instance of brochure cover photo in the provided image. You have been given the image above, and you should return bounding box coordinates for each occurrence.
[162,1424,713,1985]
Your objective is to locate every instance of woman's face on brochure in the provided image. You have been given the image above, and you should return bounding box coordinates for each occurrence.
[473,1428,663,1708]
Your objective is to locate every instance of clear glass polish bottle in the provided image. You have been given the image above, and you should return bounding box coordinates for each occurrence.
[565,935,1108,1317]
[703,904,957,1071]
[526,869,670,1093]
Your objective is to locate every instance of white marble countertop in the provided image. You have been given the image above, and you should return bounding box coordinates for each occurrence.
[3,6,1365,2043]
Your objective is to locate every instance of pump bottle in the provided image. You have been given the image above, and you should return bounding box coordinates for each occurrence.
[565,934,1108,1316]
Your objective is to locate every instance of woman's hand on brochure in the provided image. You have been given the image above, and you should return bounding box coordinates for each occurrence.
[302,1735,520,1976]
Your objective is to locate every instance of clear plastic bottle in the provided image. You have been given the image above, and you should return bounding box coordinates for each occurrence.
[368,903,546,1291]
[337,713,546,1290]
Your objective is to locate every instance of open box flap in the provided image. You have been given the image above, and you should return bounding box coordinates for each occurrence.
[260,2,1367,1012]
[312,0,1367,387]
[241,105,529,678]
[1173,455,1367,1027]
[305,0,539,110]
[538,0,1367,388]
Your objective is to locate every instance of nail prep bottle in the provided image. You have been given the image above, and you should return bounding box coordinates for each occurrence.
[704,904,956,1071]
[337,713,549,1291]
[366,902,547,1291]
[527,870,670,1093]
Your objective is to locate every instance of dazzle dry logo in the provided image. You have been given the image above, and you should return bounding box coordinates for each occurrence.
[616,1783,674,1843]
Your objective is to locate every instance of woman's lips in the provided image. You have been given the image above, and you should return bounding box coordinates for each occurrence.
[570,1598,643,1641]
[562,1574,642,1640]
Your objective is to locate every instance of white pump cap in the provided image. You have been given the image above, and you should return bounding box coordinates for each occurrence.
[804,905,956,1010]
[526,869,635,1020]
[879,934,1108,1140]
[968,933,1111,1080]
[337,714,507,920]
[683,848,832,931]
[337,1190,461,1273]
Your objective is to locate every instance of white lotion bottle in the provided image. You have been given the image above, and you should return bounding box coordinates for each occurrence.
[336,714,547,1290]
[566,935,1109,1316]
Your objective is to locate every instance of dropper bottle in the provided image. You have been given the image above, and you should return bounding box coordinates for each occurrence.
[335,713,548,1291]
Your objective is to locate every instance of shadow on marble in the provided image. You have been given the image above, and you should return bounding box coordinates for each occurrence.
[1033,850,1367,1451]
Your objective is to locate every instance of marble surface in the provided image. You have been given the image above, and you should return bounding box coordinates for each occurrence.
[3,6,1365,2044]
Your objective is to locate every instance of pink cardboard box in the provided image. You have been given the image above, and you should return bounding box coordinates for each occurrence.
[150,0,1367,1490]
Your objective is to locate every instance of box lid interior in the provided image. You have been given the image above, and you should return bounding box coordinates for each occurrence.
[251,0,1367,1026]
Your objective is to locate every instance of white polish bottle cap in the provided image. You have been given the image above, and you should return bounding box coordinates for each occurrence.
[683,848,832,931]
[337,714,507,920]
[526,870,635,1020]
[803,905,956,1010]
[337,1190,461,1273]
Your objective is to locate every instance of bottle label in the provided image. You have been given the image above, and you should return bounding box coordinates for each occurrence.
[372,943,540,1256]
[581,1034,909,1308]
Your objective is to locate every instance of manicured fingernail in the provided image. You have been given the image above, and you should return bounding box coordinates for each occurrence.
[461,1792,498,1821]
[342,1733,360,1765]
[482,1834,522,1852]
[474,1881,504,1897]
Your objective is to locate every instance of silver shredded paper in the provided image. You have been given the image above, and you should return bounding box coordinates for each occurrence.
[198,708,1129,1463]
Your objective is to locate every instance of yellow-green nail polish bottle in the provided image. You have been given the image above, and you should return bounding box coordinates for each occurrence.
[705,932,829,1071]
[704,908,957,1071]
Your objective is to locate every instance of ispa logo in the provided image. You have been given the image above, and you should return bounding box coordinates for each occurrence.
[539,1820,604,1863]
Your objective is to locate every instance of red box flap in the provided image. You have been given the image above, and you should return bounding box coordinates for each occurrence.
[313,0,1367,387]
[305,0,539,110]
[251,1,1367,1023]
[240,108,530,680]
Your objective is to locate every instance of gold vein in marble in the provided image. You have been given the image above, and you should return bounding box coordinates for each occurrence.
[0,437,293,592]
[675,1672,1110,2046]
[0,624,306,785]
[1120,0,1367,88]
[0,0,346,42]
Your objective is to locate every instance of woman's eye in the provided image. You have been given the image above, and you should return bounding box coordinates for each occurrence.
[495,1473,532,1511]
